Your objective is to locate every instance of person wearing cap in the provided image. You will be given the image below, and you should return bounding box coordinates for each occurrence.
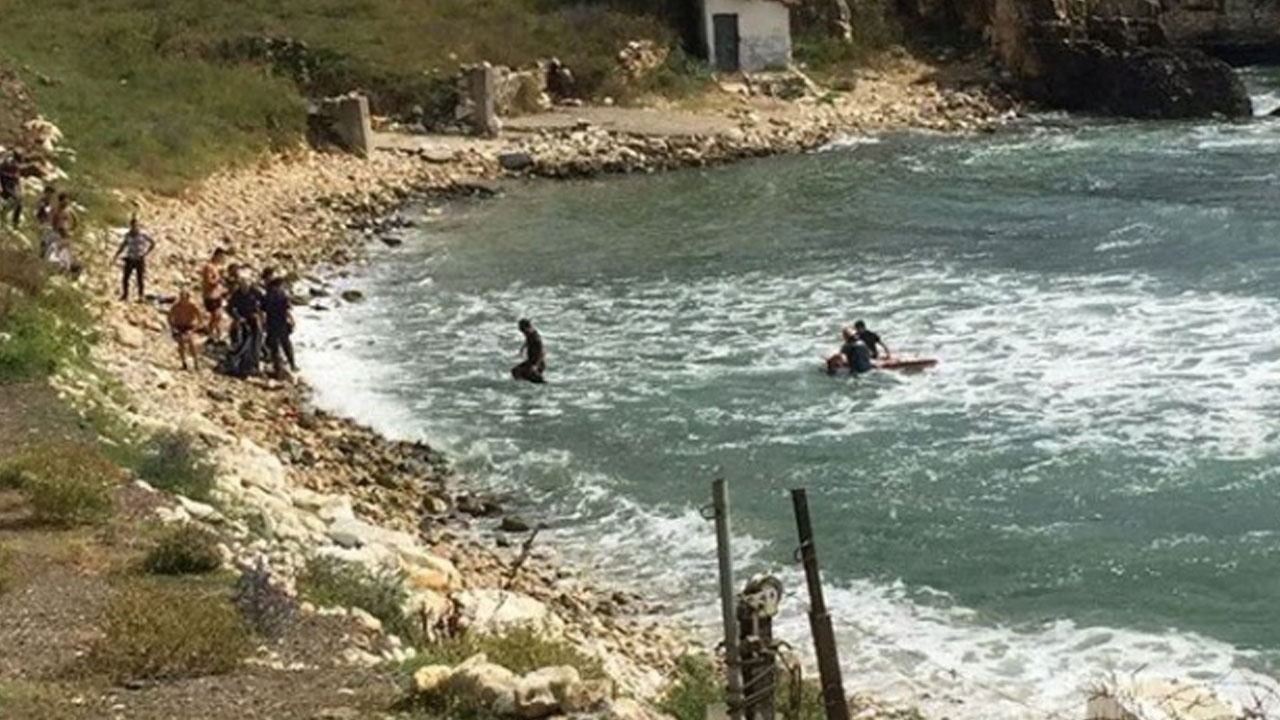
[511,318,546,384]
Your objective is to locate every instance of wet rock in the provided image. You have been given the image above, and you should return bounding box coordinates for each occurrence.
[379,235,403,247]
[500,515,532,533]
[340,289,365,303]
[498,151,534,172]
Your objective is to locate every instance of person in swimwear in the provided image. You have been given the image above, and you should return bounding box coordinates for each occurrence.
[511,318,546,384]
[167,288,204,371]
[200,248,228,344]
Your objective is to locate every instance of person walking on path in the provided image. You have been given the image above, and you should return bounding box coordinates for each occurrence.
[0,152,23,228]
[113,217,155,301]
[200,247,229,344]
[511,318,546,384]
[263,275,297,379]
[167,288,204,371]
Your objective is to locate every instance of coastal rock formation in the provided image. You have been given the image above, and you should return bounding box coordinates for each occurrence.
[901,0,1255,118]
[991,0,1251,118]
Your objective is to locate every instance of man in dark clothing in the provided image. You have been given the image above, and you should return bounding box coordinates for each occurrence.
[840,325,873,374]
[853,320,891,360]
[223,271,265,377]
[511,318,546,384]
[0,153,23,228]
[263,276,297,379]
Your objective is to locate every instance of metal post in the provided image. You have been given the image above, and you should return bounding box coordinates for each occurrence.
[791,488,849,720]
[713,479,745,720]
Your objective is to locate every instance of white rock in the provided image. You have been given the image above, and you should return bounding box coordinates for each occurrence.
[154,506,190,524]
[605,697,670,720]
[176,495,219,521]
[517,666,580,718]
[413,664,452,694]
[454,589,564,635]
[561,679,614,713]
[1086,679,1239,720]
[448,656,518,716]
[349,607,382,634]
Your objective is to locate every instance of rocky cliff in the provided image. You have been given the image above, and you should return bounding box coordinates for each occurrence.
[898,0,1263,118]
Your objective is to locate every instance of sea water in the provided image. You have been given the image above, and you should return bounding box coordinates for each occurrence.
[295,73,1280,718]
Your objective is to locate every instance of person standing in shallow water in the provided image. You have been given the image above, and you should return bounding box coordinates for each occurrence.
[511,318,546,384]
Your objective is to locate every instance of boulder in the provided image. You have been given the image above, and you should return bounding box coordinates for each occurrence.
[412,664,452,694]
[447,654,519,716]
[518,666,580,714]
[454,589,564,635]
[112,320,147,349]
[561,679,614,713]
[498,151,534,172]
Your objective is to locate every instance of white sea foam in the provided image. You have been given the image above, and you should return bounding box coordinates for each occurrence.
[293,127,1280,719]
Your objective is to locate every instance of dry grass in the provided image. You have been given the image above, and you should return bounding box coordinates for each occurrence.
[85,580,253,682]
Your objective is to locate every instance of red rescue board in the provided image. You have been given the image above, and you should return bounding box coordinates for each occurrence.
[875,358,938,372]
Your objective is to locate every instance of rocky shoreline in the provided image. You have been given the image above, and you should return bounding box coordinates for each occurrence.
[73,66,1017,718]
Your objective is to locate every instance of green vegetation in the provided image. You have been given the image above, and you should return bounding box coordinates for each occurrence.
[658,653,864,720]
[131,431,215,501]
[403,626,605,678]
[397,627,605,719]
[86,580,253,682]
[0,442,120,527]
[142,524,222,576]
[296,554,414,640]
[0,545,15,594]
[659,655,722,720]
[0,244,92,384]
[0,0,688,196]
[793,0,903,79]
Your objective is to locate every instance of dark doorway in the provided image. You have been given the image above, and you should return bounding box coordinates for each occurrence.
[712,13,740,72]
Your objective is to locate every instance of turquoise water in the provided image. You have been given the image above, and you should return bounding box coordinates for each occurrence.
[299,87,1280,717]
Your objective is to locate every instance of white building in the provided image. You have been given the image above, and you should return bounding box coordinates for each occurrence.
[699,0,794,73]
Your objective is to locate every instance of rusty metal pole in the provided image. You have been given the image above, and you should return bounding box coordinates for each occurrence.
[791,488,849,720]
[713,479,745,720]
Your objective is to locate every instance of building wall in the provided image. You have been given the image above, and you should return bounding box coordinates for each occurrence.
[702,0,792,72]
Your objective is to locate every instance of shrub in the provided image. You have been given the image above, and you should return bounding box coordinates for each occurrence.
[133,431,214,501]
[86,581,253,682]
[296,555,411,639]
[1,443,120,527]
[0,545,15,594]
[403,625,605,679]
[233,558,297,640]
[0,287,92,384]
[142,524,222,575]
[659,654,722,720]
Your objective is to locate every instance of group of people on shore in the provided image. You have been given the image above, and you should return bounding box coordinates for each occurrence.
[4,150,83,277]
[163,247,298,378]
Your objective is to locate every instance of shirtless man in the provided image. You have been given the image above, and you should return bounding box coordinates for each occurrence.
[200,248,228,344]
[167,288,204,371]
[511,318,546,384]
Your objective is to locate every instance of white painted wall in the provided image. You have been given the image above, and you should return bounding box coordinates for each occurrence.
[702,0,792,72]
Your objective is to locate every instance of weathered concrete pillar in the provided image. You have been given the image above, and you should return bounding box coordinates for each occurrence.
[330,94,373,157]
[466,63,500,137]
